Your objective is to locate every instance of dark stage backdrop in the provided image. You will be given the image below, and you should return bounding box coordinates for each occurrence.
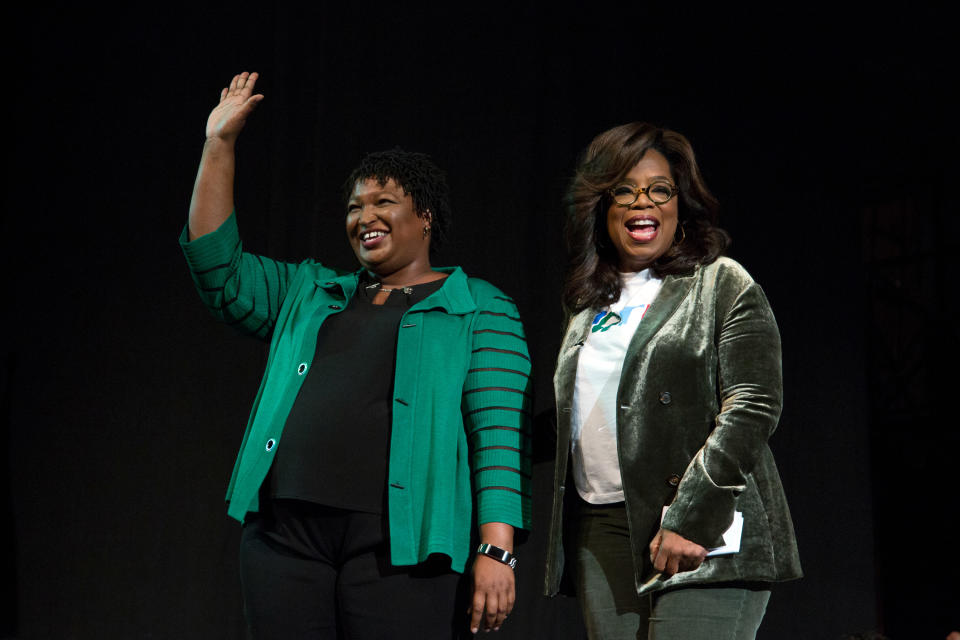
[5,4,957,640]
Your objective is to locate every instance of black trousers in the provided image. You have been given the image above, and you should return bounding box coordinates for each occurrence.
[239,499,466,640]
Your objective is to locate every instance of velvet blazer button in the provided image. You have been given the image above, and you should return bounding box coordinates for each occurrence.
[667,474,681,487]
[659,391,672,405]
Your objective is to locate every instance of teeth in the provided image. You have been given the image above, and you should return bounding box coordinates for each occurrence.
[628,219,656,228]
[362,230,387,241]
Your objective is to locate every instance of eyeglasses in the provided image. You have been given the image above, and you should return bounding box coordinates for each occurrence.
[608,180,679,206]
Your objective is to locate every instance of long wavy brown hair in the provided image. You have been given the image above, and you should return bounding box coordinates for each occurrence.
[563,122,730,313]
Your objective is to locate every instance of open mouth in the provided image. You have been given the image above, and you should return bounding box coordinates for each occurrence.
[360,229,389,248]
[625,216,659,242]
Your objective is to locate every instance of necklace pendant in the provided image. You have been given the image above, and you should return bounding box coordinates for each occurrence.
[364,280,414,295]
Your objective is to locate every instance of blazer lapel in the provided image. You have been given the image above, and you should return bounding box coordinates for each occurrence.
[624,268,699,357]
[564,309,595,350]
[556,266,699,411]
[554,309,593,411]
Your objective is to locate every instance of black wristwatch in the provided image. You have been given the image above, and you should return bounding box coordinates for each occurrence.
[477,543,517,570]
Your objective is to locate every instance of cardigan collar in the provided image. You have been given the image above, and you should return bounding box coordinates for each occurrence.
[315,266,476,315]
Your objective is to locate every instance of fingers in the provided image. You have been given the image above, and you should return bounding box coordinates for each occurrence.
[243,93,265,111]
[652,545,666,573]
[652,547,680,576]
[469,590,512,633]
[665,555,681,576]
[651,529,667,573]
[687,547,708,572]
[649,531,662,564]
[650,528,708,576]
[469,592,484,634]
[483,591,500,631]
[469,557,515,633]
[488,584,515,631]
[217,73,264,113]
[226,72,258,99]
[236,71,258,96]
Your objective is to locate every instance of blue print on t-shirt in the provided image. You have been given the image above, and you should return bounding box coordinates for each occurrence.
[619,305,644,325]
[591,311,619,333]
[591,305,649,333]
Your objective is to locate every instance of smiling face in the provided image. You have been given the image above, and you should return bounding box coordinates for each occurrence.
[605,149,679,272]
[346,178,432,282]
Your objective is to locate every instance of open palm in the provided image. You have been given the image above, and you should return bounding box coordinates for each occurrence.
[206,71,264,141]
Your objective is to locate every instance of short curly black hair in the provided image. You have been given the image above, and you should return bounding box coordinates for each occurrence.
[343,148,451,252]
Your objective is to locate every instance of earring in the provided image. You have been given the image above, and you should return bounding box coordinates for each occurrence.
[422,209,433,239]
[674,224,686,245]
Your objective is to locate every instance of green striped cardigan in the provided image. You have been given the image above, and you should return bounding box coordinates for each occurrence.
[180,213,532,572]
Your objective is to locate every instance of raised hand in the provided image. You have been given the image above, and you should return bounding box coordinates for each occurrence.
[205,71,264,142]
[188,72,264,240]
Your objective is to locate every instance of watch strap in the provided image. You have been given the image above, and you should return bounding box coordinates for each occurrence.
[477,543,517,569]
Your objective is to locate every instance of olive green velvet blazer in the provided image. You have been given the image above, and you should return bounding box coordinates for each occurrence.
[544,257,802,596]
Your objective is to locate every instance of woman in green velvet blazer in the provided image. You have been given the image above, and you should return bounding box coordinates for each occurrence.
[544,123,801,639]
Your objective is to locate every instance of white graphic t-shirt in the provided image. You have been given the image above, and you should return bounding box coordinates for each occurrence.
[572,269,663,503]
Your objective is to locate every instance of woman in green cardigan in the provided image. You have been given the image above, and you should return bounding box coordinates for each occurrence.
[183,72,531,639]
[544,123,802,639]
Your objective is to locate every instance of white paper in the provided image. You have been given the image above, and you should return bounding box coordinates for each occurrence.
[661,506,743,556]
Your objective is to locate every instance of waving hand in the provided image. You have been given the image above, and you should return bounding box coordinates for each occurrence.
[188,71,264,240]
[206,71,264,142]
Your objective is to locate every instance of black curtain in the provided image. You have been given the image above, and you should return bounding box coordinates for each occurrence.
[5,4,957,639]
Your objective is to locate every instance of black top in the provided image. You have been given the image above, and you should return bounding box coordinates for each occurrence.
[268,276,445,513]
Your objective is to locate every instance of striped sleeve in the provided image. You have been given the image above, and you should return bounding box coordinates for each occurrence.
[179,213,299,341]
[462,290,533,530]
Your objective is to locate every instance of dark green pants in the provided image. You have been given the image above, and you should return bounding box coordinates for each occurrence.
[575,500,770,640]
